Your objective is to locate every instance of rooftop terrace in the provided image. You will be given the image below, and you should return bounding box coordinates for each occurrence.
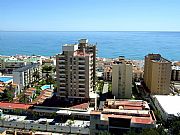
[91,99,156,125]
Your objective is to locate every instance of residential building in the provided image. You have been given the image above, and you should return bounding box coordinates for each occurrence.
[0,77,19,98]
[56,39,96,100]
[144,54,172,95]
[90,99,156,135]
[132,60,144,82]
[79,39,96,90]
[103,66,112,81]
[0,113,90,134]
[153,95,180,121]
[112,58,132,98]
[0,102,33,115]
[0,55,42,74]
[13,63,42,92]
[171,65,180,81]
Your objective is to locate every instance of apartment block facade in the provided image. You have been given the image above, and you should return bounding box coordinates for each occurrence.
[13,63,42,92]
[144,54,172,95]
[56,39,96,100]
[112,59,132,99]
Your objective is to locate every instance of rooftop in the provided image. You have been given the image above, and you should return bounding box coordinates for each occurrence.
[0,102,33,110]
[0,56,40,63]
[146,54,171,63]
[13,63,39,72]
[91,99,156,125]
[172,65,180,70]
[154,95,180,116]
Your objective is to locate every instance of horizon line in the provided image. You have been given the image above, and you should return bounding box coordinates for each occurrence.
[1,30,180,32]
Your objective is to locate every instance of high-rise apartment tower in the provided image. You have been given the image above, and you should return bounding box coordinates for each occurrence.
[144,54,171,95]
[56,39,96,100]
[112,57,132,98]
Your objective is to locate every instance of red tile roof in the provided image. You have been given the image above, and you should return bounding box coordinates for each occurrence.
[0,102,33,110]
[70,103,89,110]
[131,117,153,124]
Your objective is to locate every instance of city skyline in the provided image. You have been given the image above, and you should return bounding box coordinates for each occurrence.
[1,0,180,31]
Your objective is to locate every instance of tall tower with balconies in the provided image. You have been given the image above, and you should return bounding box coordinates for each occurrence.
[56,39,96,100]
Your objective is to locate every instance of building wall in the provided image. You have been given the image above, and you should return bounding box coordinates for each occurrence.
[153,96,168,120]
[90,113,155,135]
[90,114,108,135]
[13,64,41,92]
[13,72,24,92]
[144,54,171,95]
[171,69,180,81]
[0,120,89,134]
[112,63,132,99]
[56,40,95,100]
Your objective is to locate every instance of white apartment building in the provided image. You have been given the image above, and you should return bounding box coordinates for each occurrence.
[13,63,42,92]
[0,56,42,74]
[56,39,96,100]
[112,59,132,99]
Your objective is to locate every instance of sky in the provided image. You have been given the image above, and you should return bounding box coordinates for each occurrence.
[0,0,180,31]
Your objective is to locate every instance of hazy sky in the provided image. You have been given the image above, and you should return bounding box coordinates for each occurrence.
[0,0,180,31]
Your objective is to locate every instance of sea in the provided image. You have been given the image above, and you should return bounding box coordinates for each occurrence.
[0,31,179,61]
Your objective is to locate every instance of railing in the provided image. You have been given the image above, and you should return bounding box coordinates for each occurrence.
[0,120,89,134]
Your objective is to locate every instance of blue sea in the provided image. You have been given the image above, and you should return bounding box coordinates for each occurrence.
[0,31,179,60]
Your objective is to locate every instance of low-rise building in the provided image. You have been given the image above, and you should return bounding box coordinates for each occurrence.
[0,102,32,114]
[153,95,180,121]
[0,81,19,98]
[90,99,156,135]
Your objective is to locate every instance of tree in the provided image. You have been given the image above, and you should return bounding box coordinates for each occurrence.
[1,89,13,101]
[98,131,111,135]
[108,82,112,92]
[42,65,53,73]
[168,116,180,135]
[19,94,29,103]
[126,127,167,135]
[141,128,160,135]
[46,74,55,88]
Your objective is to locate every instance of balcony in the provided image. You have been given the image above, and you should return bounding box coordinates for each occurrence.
[59,59,65,62]
[59,68,65,71]
[60,86,66,89]
[79,87,85,90]
[79,74,85,77]
[79,67,85,71]
[79,92,85,95]
[59,78,66,81]
[79,81,85,84]
[79,64,85,67]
